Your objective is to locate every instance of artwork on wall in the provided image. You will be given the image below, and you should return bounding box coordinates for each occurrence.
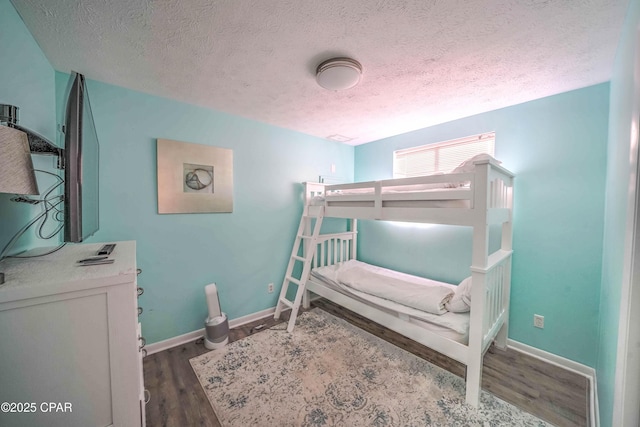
[157,139,233,213]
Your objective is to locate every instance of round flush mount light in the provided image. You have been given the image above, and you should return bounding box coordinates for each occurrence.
[316,57,362,91]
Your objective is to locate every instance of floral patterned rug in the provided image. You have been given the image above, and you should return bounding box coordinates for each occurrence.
[190,309,550,426]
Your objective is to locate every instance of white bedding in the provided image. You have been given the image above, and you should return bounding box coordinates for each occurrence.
[310,260,469,337]
[332,261,453,315]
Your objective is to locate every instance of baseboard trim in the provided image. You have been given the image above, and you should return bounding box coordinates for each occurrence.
[228,306,277,329]
[145,328,205,356]
[508,339,599,427]
[145,306,276,355]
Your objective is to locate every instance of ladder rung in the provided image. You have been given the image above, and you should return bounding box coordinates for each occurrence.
[276,207,324,332]
[279,298,294,308]
[286,276,302,286]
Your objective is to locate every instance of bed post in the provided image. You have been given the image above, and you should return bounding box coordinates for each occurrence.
[302,210,313,310]
[302,182,325,309]
[495,179,514,350]
[350,218,358,260]
[466,161,491,407]
[467,273,488,406]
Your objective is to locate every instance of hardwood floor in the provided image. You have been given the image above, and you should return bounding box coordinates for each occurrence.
[143,300,589,427]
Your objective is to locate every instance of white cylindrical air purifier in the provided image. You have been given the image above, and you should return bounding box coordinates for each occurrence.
[204,283,229,350]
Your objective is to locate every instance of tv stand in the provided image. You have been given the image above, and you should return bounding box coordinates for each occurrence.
[0,241,146,426]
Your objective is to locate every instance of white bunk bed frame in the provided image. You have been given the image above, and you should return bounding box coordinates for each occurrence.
[300,158,514,407]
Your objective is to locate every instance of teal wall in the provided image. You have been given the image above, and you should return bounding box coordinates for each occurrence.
[597,0,640,425]
[354,84,610,367]
[54,73,354,343]
[0,0,58,256]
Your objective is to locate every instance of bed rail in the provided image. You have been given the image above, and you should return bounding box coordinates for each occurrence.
[489,176,512,209]
[471,249,512,349]
[304,160,513,226]
[312,232,356,268]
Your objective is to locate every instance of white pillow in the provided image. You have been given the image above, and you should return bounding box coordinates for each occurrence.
[452,154,501,174]
[445,295,469,313]
[445,276,472,313]
[445,154,500,188]
[458,276,472,306]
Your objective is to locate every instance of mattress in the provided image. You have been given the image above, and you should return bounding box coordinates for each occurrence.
[326,182,470,195]
[309,197,470,209]
[310,260,469,344]
[309,183,472,208]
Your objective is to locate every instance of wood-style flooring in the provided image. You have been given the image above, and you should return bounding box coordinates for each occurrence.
[143,300,589,427]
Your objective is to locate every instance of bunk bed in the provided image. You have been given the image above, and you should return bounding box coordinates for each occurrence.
[276,156,514,407]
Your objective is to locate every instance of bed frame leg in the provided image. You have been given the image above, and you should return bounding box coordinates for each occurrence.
[465,356,482,407]
[495,322,508,350]
[302,290,311,309]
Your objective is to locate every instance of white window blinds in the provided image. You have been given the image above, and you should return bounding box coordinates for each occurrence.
[393,132,495,178]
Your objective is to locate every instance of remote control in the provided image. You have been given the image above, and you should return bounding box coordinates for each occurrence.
[78,259,115,267]
[97,243,116,255]
[78,256,108,263]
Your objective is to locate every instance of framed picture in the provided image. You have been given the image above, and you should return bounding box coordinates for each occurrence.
[157,138,233,213]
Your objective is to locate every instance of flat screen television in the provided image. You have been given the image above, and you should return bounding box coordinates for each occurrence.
[63,72,99,243]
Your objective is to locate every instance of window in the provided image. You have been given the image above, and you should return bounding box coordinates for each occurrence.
[393,132,495,178]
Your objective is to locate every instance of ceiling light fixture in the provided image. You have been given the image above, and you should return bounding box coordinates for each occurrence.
[316,57,362,91]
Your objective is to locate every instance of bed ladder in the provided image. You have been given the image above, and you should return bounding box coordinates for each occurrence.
[274,206,324,332]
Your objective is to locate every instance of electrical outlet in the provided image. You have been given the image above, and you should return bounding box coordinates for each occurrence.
[533,314,544,329]
[268,283,274,294]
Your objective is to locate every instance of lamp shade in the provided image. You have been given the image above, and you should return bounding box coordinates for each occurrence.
[0,125,39,195]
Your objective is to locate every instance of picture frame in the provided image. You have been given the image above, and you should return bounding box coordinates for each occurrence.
[157,138,233,214]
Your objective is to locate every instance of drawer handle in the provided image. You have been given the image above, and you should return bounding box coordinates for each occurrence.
[144,389,151,404]
[138,307,143,316]
[139,336,146,350]
[136,268,142,276]
[141,348,147,357]
[137,287,144,297]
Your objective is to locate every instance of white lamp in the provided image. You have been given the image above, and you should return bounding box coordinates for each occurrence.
[0,125,39,195]
[316,57,363,91]
[0,125,40,285]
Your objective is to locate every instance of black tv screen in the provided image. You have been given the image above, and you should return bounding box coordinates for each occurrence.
[63,72,99,243]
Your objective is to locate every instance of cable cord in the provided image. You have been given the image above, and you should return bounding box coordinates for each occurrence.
[35,172,64,240]
[0,170,66,261]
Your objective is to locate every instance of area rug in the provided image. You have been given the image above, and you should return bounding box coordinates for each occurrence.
[190,309,550,426]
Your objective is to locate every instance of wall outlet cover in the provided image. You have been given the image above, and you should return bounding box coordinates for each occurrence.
[533,314,544,329]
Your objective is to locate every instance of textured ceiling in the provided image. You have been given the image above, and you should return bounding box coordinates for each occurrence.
[10,0,629,145]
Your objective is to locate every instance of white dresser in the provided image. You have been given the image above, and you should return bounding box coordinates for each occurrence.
[0,241,146,427]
